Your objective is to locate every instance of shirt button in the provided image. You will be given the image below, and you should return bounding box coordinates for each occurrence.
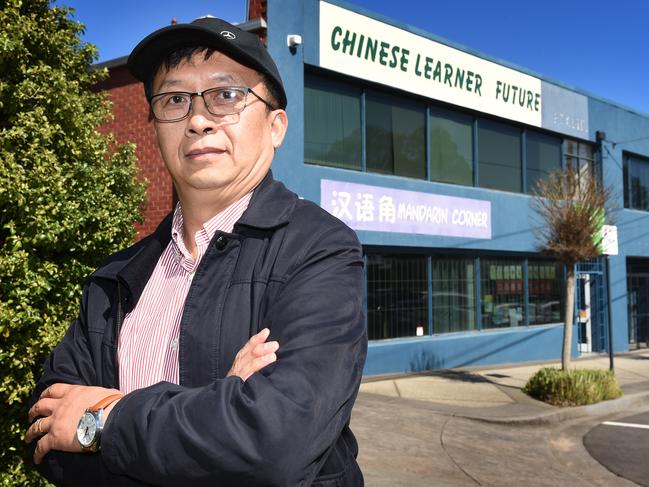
[187,271,195,281]
[170,339,179,351]
[215,235,227,250]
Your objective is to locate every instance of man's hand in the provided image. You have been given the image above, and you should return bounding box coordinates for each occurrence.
[227,328,279,381]
[24,329,277,464]
[25,384,121,464]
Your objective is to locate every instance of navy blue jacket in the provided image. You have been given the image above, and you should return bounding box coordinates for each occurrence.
[31,173,367,486]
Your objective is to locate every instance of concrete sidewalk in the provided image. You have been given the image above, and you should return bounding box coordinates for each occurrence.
[359,349,649,424]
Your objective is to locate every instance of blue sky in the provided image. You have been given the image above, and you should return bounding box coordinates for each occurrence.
[54,0,649,114]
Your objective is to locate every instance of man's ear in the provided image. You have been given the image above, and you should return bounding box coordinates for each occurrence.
[269,109,288,149]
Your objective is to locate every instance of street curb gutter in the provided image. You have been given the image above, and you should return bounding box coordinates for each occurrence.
[457,391,649,426]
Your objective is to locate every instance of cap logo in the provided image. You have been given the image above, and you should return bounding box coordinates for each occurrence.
[220,30,236,40]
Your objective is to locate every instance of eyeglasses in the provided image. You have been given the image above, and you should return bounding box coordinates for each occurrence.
[148,86,275,122]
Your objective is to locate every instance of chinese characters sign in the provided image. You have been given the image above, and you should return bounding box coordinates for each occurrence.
[321,179,491,239]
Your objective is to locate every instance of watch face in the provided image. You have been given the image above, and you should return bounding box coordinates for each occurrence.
[77,412,97,448]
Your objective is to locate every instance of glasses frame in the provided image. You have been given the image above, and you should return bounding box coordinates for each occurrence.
[148,86,275,123]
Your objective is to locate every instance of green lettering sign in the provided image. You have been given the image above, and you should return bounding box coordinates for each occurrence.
[379,41,389,66]
[400,48,409,72]
[331,26,342,51]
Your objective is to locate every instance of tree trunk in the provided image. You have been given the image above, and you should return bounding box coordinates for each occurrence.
[562,265,576,371]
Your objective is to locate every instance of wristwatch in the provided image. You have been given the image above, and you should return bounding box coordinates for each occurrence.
[76,394,123,452]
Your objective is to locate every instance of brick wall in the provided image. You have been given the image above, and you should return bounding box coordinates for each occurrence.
[248,0,267,21]
[248,0,268,44]
[96,66,174,239]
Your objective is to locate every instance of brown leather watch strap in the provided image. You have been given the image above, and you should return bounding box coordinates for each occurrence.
[89,394,123,413]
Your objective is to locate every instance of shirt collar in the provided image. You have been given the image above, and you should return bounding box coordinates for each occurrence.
[171,192,253,263]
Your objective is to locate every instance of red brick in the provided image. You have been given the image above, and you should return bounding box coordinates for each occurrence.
[96,66,172,239]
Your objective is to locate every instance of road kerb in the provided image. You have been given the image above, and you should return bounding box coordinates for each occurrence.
[454,390,649,426]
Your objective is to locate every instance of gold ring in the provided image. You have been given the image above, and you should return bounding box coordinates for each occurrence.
[35,418,43,435]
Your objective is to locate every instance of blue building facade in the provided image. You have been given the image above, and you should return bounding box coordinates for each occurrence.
[259,0,649,375]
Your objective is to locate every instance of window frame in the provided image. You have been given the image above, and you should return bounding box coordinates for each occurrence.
[304,69,564,195]
[477,117,523,193]
[525,129,563,193]
[428,105,474,186]
[623,151,649,211]
[364,89,428,180]
[304,74,363,170]
[363,247,566,341]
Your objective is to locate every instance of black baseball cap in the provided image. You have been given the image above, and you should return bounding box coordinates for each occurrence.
[127,16,287,109]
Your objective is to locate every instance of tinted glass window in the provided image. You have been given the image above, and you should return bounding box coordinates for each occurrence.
[365,252,568,339]
[366,95,426,179]
[564,139,597,181]
[625,153,649,211]
[430,107,473,186]
[526,131,561,192]
[432,257,476,333]
[623,158,629,208]
[304,76,361,170]
[481,258,525,329]
[366,254,428,339]
[478,119,521,192]
[528,261,564,325]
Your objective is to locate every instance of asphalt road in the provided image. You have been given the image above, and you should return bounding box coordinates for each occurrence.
[585,409,649,487]
[353,392,643,486]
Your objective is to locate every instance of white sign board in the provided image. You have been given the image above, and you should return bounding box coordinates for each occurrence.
[601,225,618,256]
[321,179,491,239]
[319,1,542,127]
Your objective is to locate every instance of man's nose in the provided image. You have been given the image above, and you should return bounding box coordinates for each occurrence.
[186,95,217,134]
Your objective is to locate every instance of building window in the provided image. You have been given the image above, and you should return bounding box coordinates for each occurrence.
[304,73,572,194]
[624,153,649,211]
[304,76,361,170]
[481,258,524,329]
[366,94,426,179]
[526,131,562,192]
[429,107,473,185]
[478,119,522,192]
[564,139,597,180]
[366,254,428,340]
[365,251,566,339]
[432,257,476,333]
[528,261,564,325]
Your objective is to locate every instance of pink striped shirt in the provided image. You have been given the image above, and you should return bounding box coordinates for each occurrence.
[118,193,252,394]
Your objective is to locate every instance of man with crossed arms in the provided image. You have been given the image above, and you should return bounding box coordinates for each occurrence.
[26,16,367,486]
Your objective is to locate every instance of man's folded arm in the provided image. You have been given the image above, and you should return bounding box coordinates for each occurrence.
[101,224,367,486]
[30,288,149,486]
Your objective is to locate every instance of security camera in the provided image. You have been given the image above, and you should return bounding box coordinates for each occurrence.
[287,34,302,48]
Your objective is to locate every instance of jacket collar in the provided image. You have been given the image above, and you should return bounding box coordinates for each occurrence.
[90,213,172,311]
[117,214,171,309]
[91,170,296,308]
[235,170,295,230]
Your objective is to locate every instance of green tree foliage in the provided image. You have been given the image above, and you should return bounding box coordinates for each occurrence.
[0,1,146,484]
